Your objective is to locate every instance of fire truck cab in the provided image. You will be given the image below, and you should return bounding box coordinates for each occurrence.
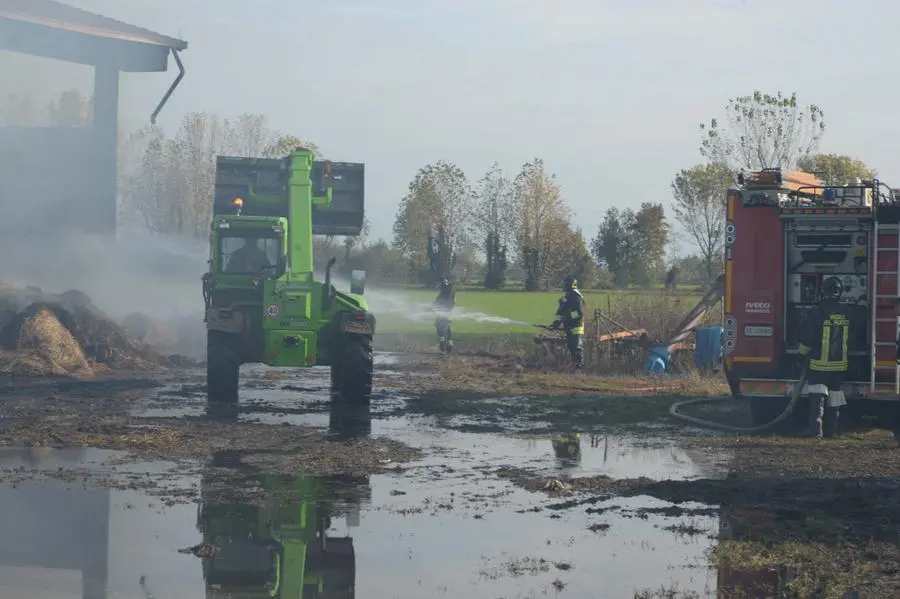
[723,168,900,425]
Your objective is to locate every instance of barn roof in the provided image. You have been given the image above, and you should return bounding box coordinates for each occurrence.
[0,0,186,49]
[0,0,187,71]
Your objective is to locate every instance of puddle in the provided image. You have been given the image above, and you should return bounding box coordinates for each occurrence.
[0,447,201,598]
[0,358,754,598]
[0,445,720,599]
[2,349,895,596]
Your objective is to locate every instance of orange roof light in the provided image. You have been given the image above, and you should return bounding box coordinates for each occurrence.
[233,198,244,208]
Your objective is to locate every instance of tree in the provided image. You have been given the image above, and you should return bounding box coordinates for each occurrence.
[313,235,343,271]
[591,208,633,286]
[629,202,669,286]
[592,203,669,287]
[392,161,474,284]
[512,158,571,291]
[700,91,825,172]
[670,163,732,284]
[47,90,91,126]
[671,255,707,285]
[264,134,321,159]
[341,217,371,267]
[555,227,596,289]
[797,153,877,186]
[452,243,484,284]
[1,89,92,126]
[474,162,515,289]
[349,239,406,284]
[118,112,317,238]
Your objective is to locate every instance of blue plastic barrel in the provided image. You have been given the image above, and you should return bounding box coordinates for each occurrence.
[694,326,724,368]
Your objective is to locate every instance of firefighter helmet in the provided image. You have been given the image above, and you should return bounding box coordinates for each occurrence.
[820,276,843,302]
[563,275,577,291]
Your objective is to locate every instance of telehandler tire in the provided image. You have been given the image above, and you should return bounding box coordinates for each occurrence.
[207,331,239,403]
[332,334,373,404]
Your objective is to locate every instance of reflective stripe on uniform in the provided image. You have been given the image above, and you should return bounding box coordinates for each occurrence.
[810,313,849,371]
[569,326,584,335]
[809,359,848,371]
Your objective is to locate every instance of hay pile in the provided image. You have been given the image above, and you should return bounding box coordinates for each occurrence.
[0,304,93,376]
[0,286,168,377]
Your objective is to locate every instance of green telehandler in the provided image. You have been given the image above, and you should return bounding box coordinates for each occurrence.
[202,148,375,404]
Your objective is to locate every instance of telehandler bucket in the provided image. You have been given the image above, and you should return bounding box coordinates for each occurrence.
[213,156,365,236]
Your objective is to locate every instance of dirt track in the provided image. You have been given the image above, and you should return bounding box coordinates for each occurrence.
[1,353,899,598]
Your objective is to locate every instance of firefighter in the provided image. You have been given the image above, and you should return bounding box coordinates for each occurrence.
[434,277,455,354]
[549,275,586,370]
[797,276,851,438]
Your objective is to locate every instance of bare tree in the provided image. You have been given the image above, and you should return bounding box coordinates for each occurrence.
[670,163,732,284]
[264,134,321,159]
[229,113,271,157]
[512,158,571,290]
[118,112,317,238]
[700,91,825,173]
[474,162,515,289]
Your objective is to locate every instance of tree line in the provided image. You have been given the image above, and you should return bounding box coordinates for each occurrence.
[2,88,881,290]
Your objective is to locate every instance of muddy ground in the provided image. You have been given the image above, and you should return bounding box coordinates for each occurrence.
[1,351,899,598]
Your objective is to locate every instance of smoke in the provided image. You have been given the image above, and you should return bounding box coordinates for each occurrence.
[0,7,209,359]
[0,230,207,319]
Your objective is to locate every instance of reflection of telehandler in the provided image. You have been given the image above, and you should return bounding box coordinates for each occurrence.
[198,464,369,599]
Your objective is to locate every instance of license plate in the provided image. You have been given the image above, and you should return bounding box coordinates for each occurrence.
[744,325,773,337]
[341,321,372,334]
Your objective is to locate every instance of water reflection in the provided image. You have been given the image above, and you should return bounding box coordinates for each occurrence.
[0,447,110,599]
[550,433,582,465]
[199,398,372,599]
[715,506,787,598]
[327,400,372,440]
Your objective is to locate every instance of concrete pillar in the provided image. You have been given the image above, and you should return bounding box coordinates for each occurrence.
[92,63,119,237]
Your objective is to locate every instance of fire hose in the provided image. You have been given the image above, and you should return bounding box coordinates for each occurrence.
[668,366,808,433]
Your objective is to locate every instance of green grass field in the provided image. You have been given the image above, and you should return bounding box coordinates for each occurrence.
[367,288,704,335]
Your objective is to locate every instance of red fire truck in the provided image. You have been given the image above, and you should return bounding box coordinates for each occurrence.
[722,168,900,425]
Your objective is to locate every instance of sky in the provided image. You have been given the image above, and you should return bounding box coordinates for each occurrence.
[4,0,900,255]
